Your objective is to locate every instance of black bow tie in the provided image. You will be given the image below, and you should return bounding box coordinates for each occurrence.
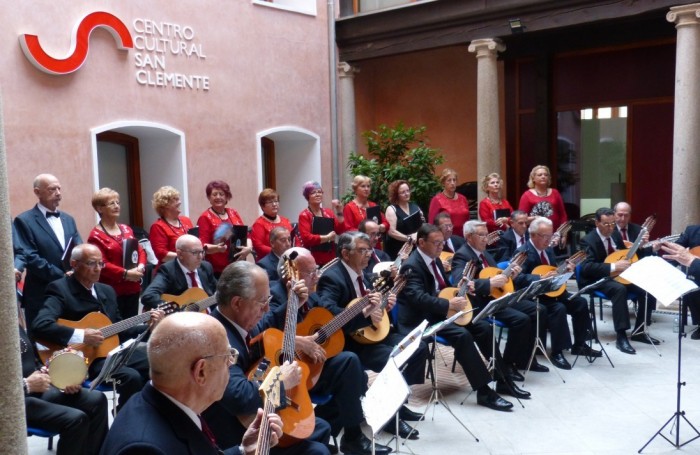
[45,211,60,218]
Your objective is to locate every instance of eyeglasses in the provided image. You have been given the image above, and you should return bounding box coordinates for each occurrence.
[427,240,444,247]
[265,200,280,206]
[299,268,320,278]
[253,295,273,308]
[354,248,373,255]
[80,260,105,269]
[202,347,239,366]
[181,249,205,256]
[439,224,454,230]
[535,233,553,240]
[104,201,120,208]
[472,233,489,238]
[599,222,616,227]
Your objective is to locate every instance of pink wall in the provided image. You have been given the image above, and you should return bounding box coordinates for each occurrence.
[2,1,332,234]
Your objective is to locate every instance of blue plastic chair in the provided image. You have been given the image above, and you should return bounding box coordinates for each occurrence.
[27,426,58,451]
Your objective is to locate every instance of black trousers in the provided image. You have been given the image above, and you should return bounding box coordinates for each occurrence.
[491,299,543,366]
[88,344,149,410]
[594,280,648,333]
[436,323,492,390]
[26,387,108,455]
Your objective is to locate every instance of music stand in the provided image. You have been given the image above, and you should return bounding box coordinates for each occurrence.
[520,277,567,385]
[629,292,662,357]
[569,277,615,368]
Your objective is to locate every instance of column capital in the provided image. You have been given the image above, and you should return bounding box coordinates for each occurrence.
[468,38,506,58]
[338,61,359,78]
[667,3,700,28]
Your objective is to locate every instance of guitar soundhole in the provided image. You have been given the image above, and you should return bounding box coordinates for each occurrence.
[311,326,327,344]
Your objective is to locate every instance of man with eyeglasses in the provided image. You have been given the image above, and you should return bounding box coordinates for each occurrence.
[257,227,292,283]
[269,247,386,455]
[513,217,600,370]
[141,234,218,311]
[398,223,520,411]
[102,312,282,455]
[316,231,428,445]
[33,244,165,410]
[358,219,391,277]
[203,261,333,455]
[14,174,83,333]
[496,210,530,262]
[579,207,659,354]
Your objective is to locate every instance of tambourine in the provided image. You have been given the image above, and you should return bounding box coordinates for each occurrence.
[47,348,88,390]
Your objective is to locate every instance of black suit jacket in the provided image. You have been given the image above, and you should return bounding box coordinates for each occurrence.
[442,235,465,254]
[498,228,528,262]
[32,276,142,346]
[257,252,281,282]
[364,248,391,278]
[14,205,82,316]
[141,259,218,310]
[450,244,495,299]
[101,383,239,455]
[397,250,450,330]
[617,222,642,242]
[675,225,700,283]
[512,242,559,289]
[578,230,627,286]
[316,261,373,333]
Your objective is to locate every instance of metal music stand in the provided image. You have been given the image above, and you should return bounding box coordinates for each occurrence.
[639,291,700,452]
[630,292,662,357]
[569,277,615,368]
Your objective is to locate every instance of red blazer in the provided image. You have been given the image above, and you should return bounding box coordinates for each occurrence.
[250,215,292,261]
[88,225,146,296]
[343,200,388,232]
[297,207,345,266]
[148,216,194,264]
[197,207,247,274]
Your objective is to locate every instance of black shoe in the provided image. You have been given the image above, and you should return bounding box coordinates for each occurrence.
[326,443,339,454]
[630,334,661,345]
[550,353,572,370]
[518,360,549,373]
[340,433,393,455]
[506,365,525,382]
[398,405,424,421]
[496,380,531,399]
[382,419,418,440]
[476,388,513,412]
[616,336,636,354]
[692,327,700,340]
[571,344,602,358]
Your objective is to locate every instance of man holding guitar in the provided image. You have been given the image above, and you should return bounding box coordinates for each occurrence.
[579,208,659,354]
[513,217,601,370]
[32,244,165,410]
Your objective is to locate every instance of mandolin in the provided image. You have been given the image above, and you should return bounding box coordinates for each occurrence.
[479,251,528,299]
[254,366,283,455]
[373,237,414,275]
[605,215,655,285]
[438,261,476,326]
[549,221,573,248]
[531,250,586,298]
[350,272,409,344]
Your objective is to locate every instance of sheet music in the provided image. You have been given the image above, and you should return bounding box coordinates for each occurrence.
[362,359,410,436]
[619,256,699,306]
[391,320,428,367]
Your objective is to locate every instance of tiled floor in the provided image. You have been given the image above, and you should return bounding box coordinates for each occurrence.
[28,304,700,454]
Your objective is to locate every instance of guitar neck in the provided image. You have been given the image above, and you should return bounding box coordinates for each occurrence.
[255,400,275,455]
[282,283,301,363]
[100,312,152,339]
[188,295,218,312]
[316,295,371,343]
[625,228,647,260]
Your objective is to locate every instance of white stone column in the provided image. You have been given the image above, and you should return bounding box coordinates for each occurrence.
[468,38,506,183]
[667,4,700,231]
[338,61,359,195]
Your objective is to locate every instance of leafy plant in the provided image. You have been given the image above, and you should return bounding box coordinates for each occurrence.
[344,123,444,213]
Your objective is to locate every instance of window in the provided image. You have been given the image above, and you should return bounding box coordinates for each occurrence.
[252,0,317,16]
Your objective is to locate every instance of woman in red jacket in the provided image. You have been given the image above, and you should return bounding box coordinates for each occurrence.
[250,188,292,261]
[297,181,345,266]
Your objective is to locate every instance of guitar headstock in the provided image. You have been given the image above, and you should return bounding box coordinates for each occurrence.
[391,269,411,294]
[258,365,283,408]
[464,260,477,280]
[486,231,501,246]
[642,214,657,233]
[156,302,178,315]
[317,258,339,278]
[512,251,528,267]
[373,273,393,294]
[281,251,300,282]
[568,250,587,266]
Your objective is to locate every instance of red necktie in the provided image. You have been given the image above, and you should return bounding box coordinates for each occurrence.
[199,416,219,449]
[540,251,549,265]
[520,237,525,246]
[621,228,628,241]
[480,254,489,267]
[431,260,447,290]
[187,271,199,288]
[357,276,368,297]
[606,238,615,255]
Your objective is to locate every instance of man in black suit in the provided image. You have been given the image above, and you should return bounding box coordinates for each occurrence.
[14,174,82,332]
[32,244,164,410]
[513,217,601,370]
[578,207,659,354]
[141,234,218,310]
[21,323,108,455]
[451,220,548,374]
[316,232,428,442]
[101,312,281,455]
[434,212,465,254]
[496,210,529,262]
[662,225,700,340]
[358,219,392,277]
[203,261,333,455]
[268,248,395,451]
[257,226,291,282]
[398,223,523,411]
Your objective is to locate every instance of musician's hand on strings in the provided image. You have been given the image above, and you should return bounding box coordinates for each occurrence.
[241,409,283,455]
[83,329,104,346]
[368,306,385,325]
[62,384,82,394]
[296,335,326,363]
[489,273,508,289]
[26,370,51,394]
[280,361,302,389]
[565,260,576,273]
[467,280,476,294]
[449,296,468,312]
[148,309,166,329]
[614,259,631,273]
[389,265,399,279]
[510,264,522,279]
[661,242,699,267]
[384,292,397,312]
[543,270,557,279]
[290,281,309,306]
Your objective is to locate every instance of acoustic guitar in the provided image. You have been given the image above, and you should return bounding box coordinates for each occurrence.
[350,272,409,344]
[531,250,586,298]
[438,260,476,326]
[605,215,655,285]
[246,252,315,446]
[161,287,215,313]
[479,251,528,299]
[440,230,500,273]
[255,366,283,455]
[37,302,177,365]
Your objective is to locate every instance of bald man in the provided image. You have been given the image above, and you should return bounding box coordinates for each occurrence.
[14,174,82,331]
[101,312,281,454]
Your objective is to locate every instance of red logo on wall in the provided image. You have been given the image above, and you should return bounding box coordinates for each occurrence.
[19,12,133,75]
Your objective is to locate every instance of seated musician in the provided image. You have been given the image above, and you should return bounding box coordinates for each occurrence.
[662,227,700,340]
[269,247,392,455]
[451,221,548,375]
[20,323,108,455]
[398,223,525,411]
[316,232,428,441]
[256,226,291,283]
[513,217,601,370]
[32,244,164,410]
[202,261,333,455]
[141,234,217,311]
[495,210,529,262]
[578,207,659,355]
[101,312,282,455]
[434,212,465,255]
[358,219,391,277]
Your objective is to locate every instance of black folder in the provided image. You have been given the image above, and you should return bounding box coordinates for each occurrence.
[228,225,249,262]
[402,210,423,234]
[122,238,139,269]
[61,236,76,271]
[365,206,381,223]
[311,216,335,252]
[494,209,511,220]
